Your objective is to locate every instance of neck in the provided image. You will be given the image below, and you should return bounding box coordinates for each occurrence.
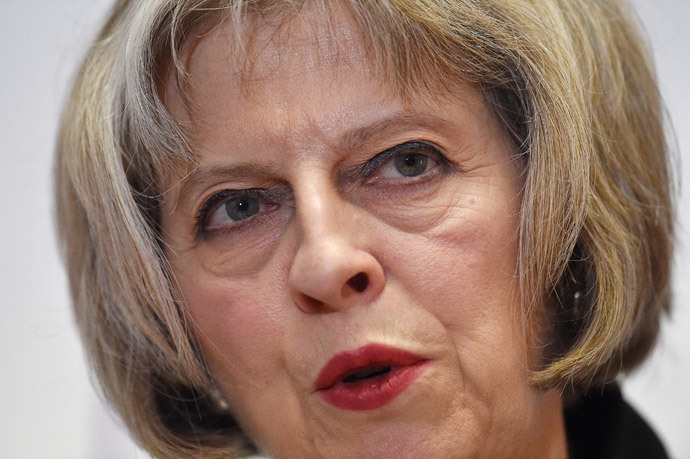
[531,389,568,459]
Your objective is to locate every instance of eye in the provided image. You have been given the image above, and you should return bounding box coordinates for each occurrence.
[383,153,429,178]
[361,141,447,183]
[197,189,277,235]
[219,196,261,222]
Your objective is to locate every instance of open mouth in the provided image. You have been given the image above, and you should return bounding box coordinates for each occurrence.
[314,344,429,411]
[342,365,392,383]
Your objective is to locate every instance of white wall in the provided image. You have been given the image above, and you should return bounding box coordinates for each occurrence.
[0,1,687,457]
[0,1,150,457]
[623,2,690,457]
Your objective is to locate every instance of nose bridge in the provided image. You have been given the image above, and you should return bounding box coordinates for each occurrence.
[294,176,354,244]
[288,174,385,314]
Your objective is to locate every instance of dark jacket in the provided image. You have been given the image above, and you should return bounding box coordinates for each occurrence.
[565,384,668,459]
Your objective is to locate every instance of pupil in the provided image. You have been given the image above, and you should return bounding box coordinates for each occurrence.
[394,153,428,177]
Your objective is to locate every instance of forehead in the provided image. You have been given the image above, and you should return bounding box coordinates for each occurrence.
[164,4,375,123]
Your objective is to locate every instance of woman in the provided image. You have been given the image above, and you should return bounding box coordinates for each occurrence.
[55,0,673,457]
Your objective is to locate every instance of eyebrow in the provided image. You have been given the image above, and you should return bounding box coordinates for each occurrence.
[175,162,279,201]
[338,113,455,152]
[176,112,456,198]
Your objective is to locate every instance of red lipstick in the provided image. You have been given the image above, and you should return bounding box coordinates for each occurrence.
[314,343,429,411]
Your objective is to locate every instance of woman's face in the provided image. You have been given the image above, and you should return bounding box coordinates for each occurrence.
[162,9,565,458]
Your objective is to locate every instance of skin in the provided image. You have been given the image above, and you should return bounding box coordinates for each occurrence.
[161,6,567,458]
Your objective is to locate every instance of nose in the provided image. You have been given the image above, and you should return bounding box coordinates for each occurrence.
[288,189,385,314]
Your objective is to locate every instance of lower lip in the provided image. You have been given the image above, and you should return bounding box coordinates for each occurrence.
[319,362,428,411]
[316,347,429,411]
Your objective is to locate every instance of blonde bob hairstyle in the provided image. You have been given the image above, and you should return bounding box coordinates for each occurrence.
[56,0,673,456]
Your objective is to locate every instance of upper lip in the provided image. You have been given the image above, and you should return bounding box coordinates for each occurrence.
[314,343,428,391]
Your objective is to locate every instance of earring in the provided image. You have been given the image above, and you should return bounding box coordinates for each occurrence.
[572,289,585,317]
[210,387,230,411]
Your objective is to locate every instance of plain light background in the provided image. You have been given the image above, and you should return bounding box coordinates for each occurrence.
[1,1,688,457]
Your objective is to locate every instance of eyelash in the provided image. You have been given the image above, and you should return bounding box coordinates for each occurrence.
[195,140,451,236]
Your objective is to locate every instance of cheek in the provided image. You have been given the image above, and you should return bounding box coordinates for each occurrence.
[404,198,536,444]
[387,194,520,320]
[172,261,318,448]
[174,267,287,385]
[438,210,522,352]
[200,210,292,277]
[377,181,527,379]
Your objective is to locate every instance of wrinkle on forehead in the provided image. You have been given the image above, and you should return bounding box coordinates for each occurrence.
[239,12,367,86]
[165,3,371,121]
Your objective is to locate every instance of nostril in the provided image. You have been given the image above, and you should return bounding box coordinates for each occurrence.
[347,272,369,293]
